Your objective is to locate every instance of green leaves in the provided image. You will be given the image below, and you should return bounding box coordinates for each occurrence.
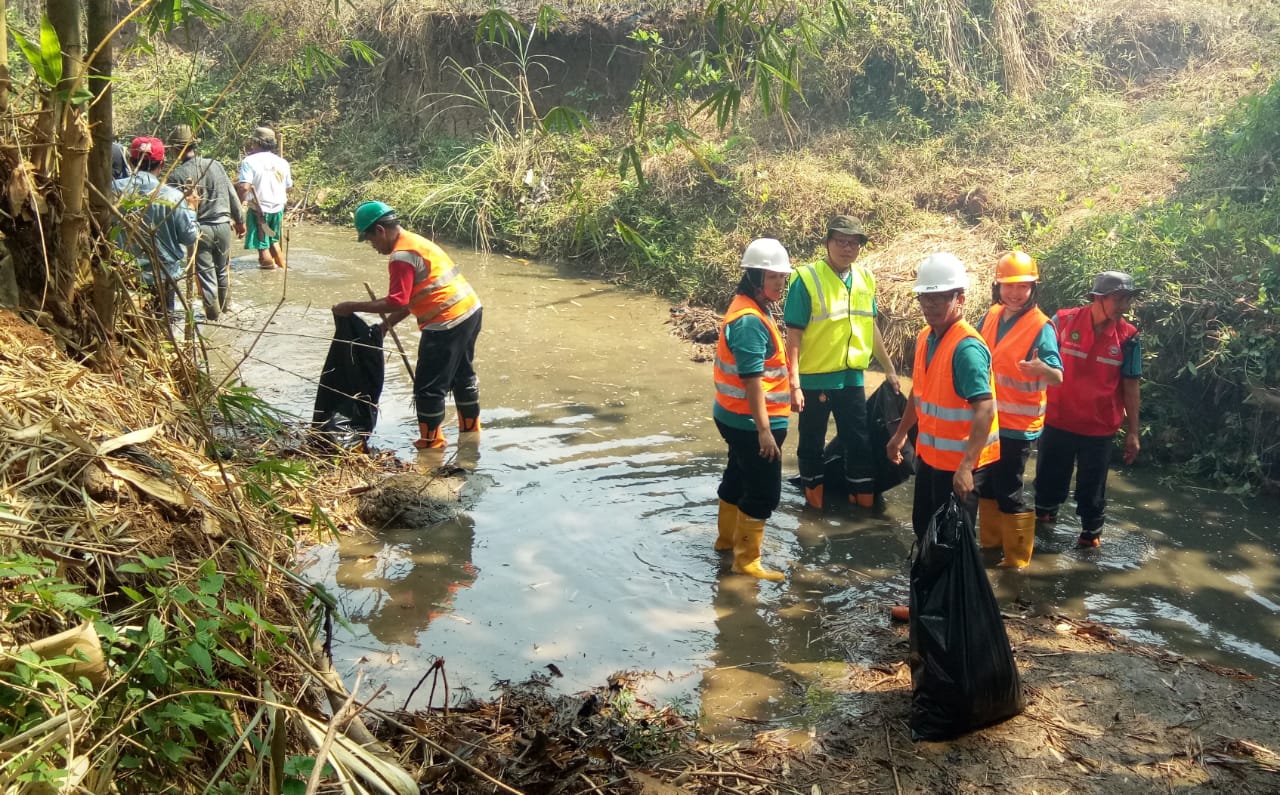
[12,16,63,89]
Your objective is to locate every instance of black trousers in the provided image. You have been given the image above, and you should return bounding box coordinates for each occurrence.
[912,459,990,541]
[796,383,873,494]
[414,309,482,429]
[1033,424,1112,534]
[978,436,1033,514]
[716,420,787,521]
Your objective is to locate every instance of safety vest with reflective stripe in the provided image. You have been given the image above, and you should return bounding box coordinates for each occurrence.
[791,261,876,374]
[1046,305,1138,436]
[713,295,791,422]
[980,304,1051,436]
[912,320,1001,471]
[393,231,482,331]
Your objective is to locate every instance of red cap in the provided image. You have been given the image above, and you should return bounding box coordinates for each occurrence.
[128,136,165,164]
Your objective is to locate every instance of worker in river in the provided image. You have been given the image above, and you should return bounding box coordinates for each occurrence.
[976,251,1063,568]
[332,201,482,451]
[886,253,1000,621]
[1034,270,1142,549]
[712,238,794,582]
[784,215,899,511]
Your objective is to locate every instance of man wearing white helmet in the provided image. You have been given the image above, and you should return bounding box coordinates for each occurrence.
[712,238,794,582]
[887,253,1000,596]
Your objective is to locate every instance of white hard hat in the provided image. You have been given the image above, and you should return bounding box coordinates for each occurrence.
[913,252,968,293]
[740,238,792,274]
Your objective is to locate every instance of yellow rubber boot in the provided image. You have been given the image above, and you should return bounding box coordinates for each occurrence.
[998,511,1036,568]
[412,423,446,450]
[458,415,481,434]
[715,500,737,551]
[804,483,824,510]
[732,514,785,582]
[977,498,1002,549]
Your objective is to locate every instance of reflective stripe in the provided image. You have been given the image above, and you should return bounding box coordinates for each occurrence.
[715,358,788,379]
[718,382,791,404]
[918,430,1001,453]
[850,309,875,317]
[808,273,835,321]
[1063,348,1089,359]
[917,400,975,422]
[1096,356,1122,366]
[996,400,1046,417]
[995,372,1046,392]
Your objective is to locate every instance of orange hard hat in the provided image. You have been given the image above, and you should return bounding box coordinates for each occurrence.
[995,251,1038,283]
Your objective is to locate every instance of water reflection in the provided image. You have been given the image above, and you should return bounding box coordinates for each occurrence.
[331,517,478,647]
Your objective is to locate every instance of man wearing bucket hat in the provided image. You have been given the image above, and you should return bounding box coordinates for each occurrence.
[784,214,899,511]
[333,201,483,452]
[235,126,291,270]
[1034,270,1143,549]
[713,238,794,581]
[167,124,246,319]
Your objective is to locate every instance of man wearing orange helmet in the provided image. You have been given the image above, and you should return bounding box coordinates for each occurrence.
[976,252,1062,568]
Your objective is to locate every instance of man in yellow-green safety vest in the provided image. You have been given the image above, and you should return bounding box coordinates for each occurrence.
[784,215,900,510]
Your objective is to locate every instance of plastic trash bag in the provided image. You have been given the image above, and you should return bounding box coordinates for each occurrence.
[866,380,914,493]
[311,314,384,452]
[908,494,1024,741]
[786,380,915,496]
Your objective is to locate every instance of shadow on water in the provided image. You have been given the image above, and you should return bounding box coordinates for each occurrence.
[210,223,1280,738]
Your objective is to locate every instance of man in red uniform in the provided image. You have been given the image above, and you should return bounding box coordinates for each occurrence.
[1034,271,1142,548]
[333,201,482,452]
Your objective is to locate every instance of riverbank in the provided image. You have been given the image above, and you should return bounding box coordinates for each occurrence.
[395,612,1280,794]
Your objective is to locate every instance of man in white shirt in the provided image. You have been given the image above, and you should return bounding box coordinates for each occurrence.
[236,126,292,270]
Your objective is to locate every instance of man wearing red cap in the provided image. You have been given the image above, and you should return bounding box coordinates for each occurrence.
[112,136,198,318]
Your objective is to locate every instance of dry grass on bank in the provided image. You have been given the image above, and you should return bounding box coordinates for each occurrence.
[0,308,414,791]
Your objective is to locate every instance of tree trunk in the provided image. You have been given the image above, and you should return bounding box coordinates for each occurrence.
[0,0,10,113]
[49,0,89,313]
[87,0,117,338]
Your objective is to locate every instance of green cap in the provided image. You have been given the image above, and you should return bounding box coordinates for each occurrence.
[827,215,868,243]
[354,201,397,241]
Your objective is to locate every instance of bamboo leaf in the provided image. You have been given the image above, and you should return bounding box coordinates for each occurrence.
[11,20,61,88]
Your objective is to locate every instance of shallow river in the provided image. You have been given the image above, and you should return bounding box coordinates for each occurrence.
[209,222,1279,737]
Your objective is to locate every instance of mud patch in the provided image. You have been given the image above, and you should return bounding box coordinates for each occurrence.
[356,469,475,530]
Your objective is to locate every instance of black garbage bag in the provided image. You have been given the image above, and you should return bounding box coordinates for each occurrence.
[908,494,1025,741]
[311,314,385,452]
[786,380,915,495]
[866,380,915,493]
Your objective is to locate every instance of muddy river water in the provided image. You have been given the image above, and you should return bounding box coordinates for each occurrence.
[209,223,1279,737]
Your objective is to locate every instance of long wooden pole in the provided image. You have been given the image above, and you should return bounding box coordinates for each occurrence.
[363,282,414,381]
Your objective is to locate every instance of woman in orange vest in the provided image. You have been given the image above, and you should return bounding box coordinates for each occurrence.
[712,238,794,582]
[977,252,1063,568]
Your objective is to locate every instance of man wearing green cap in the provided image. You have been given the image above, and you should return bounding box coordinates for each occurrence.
[784,215,899,510]
[333,201,483,451]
